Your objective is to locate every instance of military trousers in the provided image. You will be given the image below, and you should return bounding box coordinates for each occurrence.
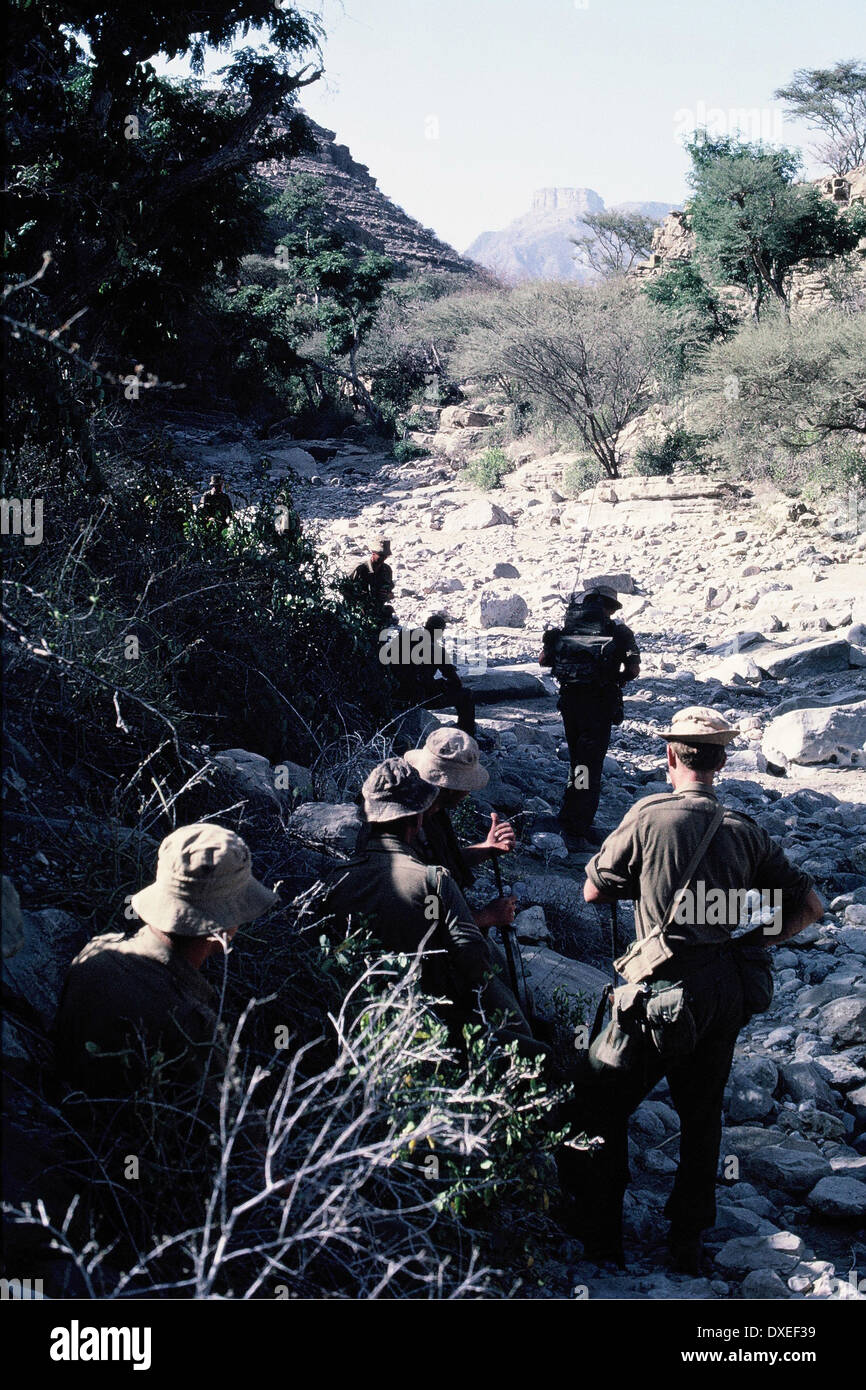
[561,945,746,1249]
[422,686,476,738]
[557,686,616,835]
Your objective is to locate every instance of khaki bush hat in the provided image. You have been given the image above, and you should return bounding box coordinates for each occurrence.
[369,536,391,557]
[582,583,622,611]
[209,474,224,486]
[362,758,439,823]
[659,706,740,746]
[404,728,490,791]
[130,823,278,937]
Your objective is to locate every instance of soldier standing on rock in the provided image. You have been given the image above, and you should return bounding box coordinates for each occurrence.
[199,473,233,527]
[540,583,641,848]
[560,708,824,1271]
[349,536,395,613]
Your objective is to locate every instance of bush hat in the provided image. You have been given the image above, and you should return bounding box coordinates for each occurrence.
[130,823,277,937]
[404,728,489,791]
[368,536,391,557]
[209,474,224,486]
[362,758,439,823]
[581,583,622,610]
[659,706,740,746]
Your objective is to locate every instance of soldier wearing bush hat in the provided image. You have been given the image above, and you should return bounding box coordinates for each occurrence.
[319,758,538,1052]
[348,536,394,611]
[561,706,823,1271]
[199,473,233,527]
[54,824,277,1098]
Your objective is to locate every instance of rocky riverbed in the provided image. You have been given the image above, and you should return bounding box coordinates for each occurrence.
[161,413,866,1299]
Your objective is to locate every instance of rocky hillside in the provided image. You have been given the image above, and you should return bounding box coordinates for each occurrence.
[464,187,678,282]
[99,401,866,1300]
[260,117,482,279]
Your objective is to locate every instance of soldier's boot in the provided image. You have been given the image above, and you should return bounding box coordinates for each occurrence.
[667,1227,704,1276]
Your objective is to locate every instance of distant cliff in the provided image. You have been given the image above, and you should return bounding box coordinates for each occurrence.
[260,118,482,279]
[464,188,677,282]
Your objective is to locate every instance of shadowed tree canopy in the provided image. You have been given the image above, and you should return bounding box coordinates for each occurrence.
[775,60,866,175]
[3,2,323,364]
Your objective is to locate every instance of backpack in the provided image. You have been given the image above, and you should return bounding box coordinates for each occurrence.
[550,610,621,686]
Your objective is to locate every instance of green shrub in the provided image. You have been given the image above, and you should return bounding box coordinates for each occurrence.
[632,426,704,476]
[562,455,604,496]
[393,438,429,463]
[463,447,514,491]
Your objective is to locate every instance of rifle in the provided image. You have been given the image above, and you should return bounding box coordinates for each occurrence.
[492,853,533,1022]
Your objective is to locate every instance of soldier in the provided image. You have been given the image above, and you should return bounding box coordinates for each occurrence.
[564,708,823,1269]
[319,758,539,1053]
[348,536,395,611]
[199,473,233,527]
[387,613,477,736]
[540,583,640,847]
[54,824,277,1098]
[405,728,517,932]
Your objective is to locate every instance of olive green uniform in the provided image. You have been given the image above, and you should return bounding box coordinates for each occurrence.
[417,807,474,893]
[565,786,813,1250]
[319,833,533,1046]
[200,488,232,525]
[54,926,225,1097]
[349,558,394,607]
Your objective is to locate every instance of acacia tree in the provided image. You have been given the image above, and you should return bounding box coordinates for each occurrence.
[448,280,662,478]
[686,134,866,320]
[572,210,660,278]
[775,60,866,175]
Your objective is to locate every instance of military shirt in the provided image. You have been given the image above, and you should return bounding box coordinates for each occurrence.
[200,489,233,524]
[586,785,813,946]
[319,834,489,1003]
[349,558,394,604]
[54,925,224,1096]
[417,807,474,892]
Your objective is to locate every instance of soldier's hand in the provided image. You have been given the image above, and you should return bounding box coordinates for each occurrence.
[485,811,516,854]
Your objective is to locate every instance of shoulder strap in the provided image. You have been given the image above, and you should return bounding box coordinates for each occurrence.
[662,803,726,931]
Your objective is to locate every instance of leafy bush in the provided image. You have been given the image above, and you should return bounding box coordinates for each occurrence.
[393,438,429,463]
[463,447,514,491]
[632,426,705,476]
[562,456,604,496]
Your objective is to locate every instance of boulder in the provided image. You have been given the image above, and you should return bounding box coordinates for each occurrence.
[512,905,550,944]
[210,748,284,806]
[761,700,866,768]
[478,591,529,629]
[267,445,319,479]
[579,572,636,596]
[715,1231,807,1276]
[806,1176,866,1221]
[3,906,88,1040]
[779,1062,838,1110]
[463,668,547,701]
[727,1056,778,1122]
[703,655,764,685]
[492,562,520,579]
[287,803,362,857]
[740,1269,792,1299]
[760,637,851,679]
[518,944,610,1022]
[438,405,494,430]
[773,686,866,717]
[441,500,512,532]
[815,994,866,1046]
[748,1145,832,1193]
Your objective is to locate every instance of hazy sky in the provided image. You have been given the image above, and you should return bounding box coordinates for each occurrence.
[160,0,864,251]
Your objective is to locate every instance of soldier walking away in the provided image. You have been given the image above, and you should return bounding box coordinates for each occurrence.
[405,728,517,933]
[390,613,477,736]
[199,473,233,527]
[318,758,543,1056]
[54,824,277,1099]
[348,536,395,612]
[562,708,823,1270]
[540,583,640,848]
